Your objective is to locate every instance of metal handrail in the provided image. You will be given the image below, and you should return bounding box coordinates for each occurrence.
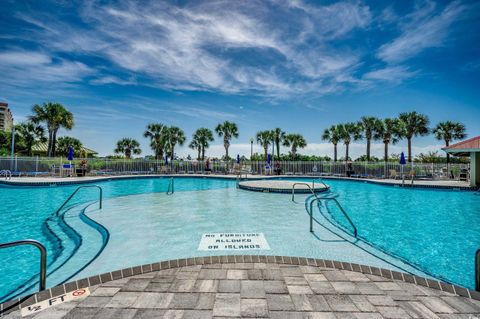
[236,171,249,188]
[291,182,329,202]
[476,249,480,292]
[309,196,358,238]
[0,240,47,291]
[167,177,174,195]
[0,170,12,180]
[54,185,103,217]
[311,177,329,190]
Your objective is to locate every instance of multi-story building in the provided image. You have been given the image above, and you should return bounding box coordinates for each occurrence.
[0,102,13,132]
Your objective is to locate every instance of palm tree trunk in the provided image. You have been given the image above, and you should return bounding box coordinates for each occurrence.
[333,143,337,162]
[345,143,349,162]
[47,130,53,157]
[224,138,229,159]
[445,140,450,172]
[366,138,371,161]
[264,146,268,160]
[276,141,280,158]
[126,149,131,159]
[201,147,204,160]
[407,138,412,163]
[170,145,175,159]
[292,146,296,159]
[51,129,58,157]
[384,142,389,162]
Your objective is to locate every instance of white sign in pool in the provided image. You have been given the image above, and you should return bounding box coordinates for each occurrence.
[198,233,270,251]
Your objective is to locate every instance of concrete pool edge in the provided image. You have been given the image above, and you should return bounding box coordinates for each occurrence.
[1,254,478,316]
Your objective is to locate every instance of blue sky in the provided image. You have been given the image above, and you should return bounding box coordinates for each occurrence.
[0,0,479,158]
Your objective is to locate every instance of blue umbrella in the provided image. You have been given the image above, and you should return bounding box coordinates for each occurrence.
[236,154,240,164]
[165,155,169,165]
[67,146,74,161]
[399,152,406,165]
[267,153,271,164]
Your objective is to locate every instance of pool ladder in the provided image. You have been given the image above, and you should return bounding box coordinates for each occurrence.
[167,177,174,195]
[54,185,103,217]
[291,181,357,238]
[0,170,12,180]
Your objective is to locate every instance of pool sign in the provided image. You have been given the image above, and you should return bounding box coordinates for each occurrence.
[21,288,90,317]
[198,233,270,251]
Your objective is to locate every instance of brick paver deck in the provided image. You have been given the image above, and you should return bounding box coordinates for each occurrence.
[4,261,479,318]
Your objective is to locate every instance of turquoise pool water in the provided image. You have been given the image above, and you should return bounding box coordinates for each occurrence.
[0,177,479,302]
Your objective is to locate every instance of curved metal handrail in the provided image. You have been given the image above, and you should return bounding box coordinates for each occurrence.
[0,240,47,291]
[236,171,249,188]
[167,177,174,195]
[311,177,329,190]
[476,249,480,292]
[309,196,358,238]
[0,170,12,180]
[54,185,103,217]
[291,182,329,202]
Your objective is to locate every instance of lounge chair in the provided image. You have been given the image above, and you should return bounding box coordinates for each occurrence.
[389,170,398,179]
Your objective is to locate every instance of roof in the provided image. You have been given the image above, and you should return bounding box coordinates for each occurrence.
[32,142,98,155]
[442,136,480,155]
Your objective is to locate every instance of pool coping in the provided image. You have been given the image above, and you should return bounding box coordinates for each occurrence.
[1,254,478,316]
[0,174,476,191]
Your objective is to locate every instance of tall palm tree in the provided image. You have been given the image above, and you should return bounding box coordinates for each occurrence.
[358,116,382,161]
[165,126,186,159]
[322,125,342,162]
[195,128,214,160]
[189,137,201,160]
[56,136,83,157]
[338,122,361,161]
[143,123,167,160]
[215,121,238,160]
[271,128,286,158]
[398,112,430,163]
[433,121,466,165]
[256,130,272,160]
[374,118,401,162]
[15,121,46,156]
[283,134,307,159]
[115,138,141,159]
[30,102,74,157]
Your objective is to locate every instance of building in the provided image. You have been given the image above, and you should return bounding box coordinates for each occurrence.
[443,136,480,187]
[31,142,98,158]
[0,102,13,132]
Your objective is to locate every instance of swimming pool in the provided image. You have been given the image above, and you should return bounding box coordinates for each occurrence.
[0,177,479,302]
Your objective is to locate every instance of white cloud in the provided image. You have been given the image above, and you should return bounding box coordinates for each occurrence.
[377,1,465,63]
[363,66,417,83]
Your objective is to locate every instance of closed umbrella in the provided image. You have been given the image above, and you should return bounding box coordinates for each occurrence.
[68,145,74,162]
[400,152,406,185]
[236,154,240,164]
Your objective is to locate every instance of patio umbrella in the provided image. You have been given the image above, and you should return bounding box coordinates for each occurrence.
[67,146,74,163]
[267,153,271,165]
[236,154,240,164]
[400,152,406,185]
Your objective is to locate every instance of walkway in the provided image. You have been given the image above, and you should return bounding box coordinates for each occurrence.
[3,258,479,318]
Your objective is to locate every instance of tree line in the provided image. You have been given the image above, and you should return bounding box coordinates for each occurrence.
[0,103,468,164]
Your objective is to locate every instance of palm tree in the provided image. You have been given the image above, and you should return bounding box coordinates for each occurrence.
[189,137,201,160]
[398,112,430,163]
[374,118,401,162]
[164,126,186,159]
[338,122,361,161]
[115,138,141,159]
[56,136,83,157]
[30,102,74,157]
[271,128,286,158]
[15,121,46,156]
[256,130,272,160]
[433,121,466,166]
[215,121,238,160]
[322,125,342,162]
[195,128,214,160]
[283,134,307,159]
[358,116,382,161]
[143,123,167,160]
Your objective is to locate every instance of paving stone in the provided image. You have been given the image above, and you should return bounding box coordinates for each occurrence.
[331,282,361,294]
[266,294,295,311]
[303,312,337,318]
[162,309,184,318]
[144,282,171,292]
[441,296,480,313]
[77,296,111,308]
[398,301,441,319]
[169,293,200,309]
[175,271,199,280]
[342,271,370,282]
[307,295,331,311]
[290,294,313,311]
[92,308,137,319]
[376,306,412,318]
[261,269,283,280]
[120,279,151,292]
[287,285,313,294]
[367,295,397,306]
[324,295,358,312]
[357,282,385,295]
[212,293,240,317]
[284,276,308,285]
[304,274,328,282]
[105,292,140,308]
[218,280,240,293]
[195,293,215,310]
[90,287,121,297]
[269,310,304,319]
[151,275,176,283]
[376,282,403,291]
[169,280,196,292]
[323,270,349,282]
[130,292,174,309]
[132,309,166,319]
[182,310,213,319]
[246,269,263,280]
[309,281,336,294]
[349,295,377,312]
[417,297,457,314]
[62,307,100,319]
[241,280,266,299]
[351,313,384,319]
[226,269,248,280]
[280,267,303,277]
[240,299,268,317]
[193,280,218,293]
[264,281,288,294]
[199,269,227,280]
